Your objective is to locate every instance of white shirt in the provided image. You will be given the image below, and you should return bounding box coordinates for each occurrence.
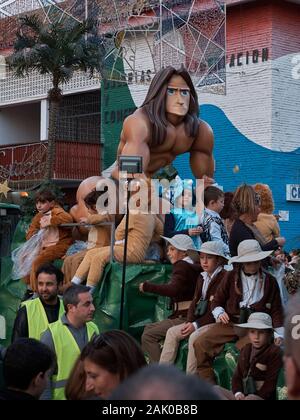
[213,271,265,321]
[201,266,223,300]
[212,270,284,338]
[239,271,265,309]
[182,256,194,264]
[192,266,223,330]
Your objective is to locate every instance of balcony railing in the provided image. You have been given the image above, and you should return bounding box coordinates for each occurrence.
[0,67,100,107]
[0,141,101,190]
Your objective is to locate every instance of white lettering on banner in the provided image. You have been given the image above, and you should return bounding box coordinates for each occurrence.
[292,315,300,340]
[286,185,300,202]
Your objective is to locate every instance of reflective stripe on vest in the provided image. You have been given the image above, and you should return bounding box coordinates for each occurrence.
[49,319,99,400]
[21,298,64,340]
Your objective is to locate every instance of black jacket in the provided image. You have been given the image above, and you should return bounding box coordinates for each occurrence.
[229,219,279,257]
[0,388,37,400]
[11,298,61,342]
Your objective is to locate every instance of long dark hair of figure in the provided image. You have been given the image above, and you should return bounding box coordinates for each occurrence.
[141,66,200,147]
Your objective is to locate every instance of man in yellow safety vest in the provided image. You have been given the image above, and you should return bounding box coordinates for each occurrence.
[40,285,98,400]
[12,264,65,342]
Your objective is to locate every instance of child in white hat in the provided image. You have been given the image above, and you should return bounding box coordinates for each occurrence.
[193,239,284,383]
[140,235,201,362]
[217,312,283,400]
[159,241,229,373]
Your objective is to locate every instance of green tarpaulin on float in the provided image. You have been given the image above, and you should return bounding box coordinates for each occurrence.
[93,262,173,340]
[0,220,287,398]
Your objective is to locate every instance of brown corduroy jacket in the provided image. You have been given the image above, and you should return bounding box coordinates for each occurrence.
[232,343,283,400]
[211,268,284,328]
[143,260,201,318]
[187,269,227,328]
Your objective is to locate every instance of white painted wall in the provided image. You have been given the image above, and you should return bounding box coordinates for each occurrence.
[0,102,40,145]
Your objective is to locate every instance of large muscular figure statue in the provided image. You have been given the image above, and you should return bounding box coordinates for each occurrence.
[111,66,214,183]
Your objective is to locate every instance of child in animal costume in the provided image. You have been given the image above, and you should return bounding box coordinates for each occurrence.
[24,190,73,291]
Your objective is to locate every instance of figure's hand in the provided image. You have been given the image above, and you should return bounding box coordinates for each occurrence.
[276,237,286,247]
[202,175,215,189]
[79,217,88,224]
[218,312,230,324]
[139,283,145,293]
[180,322,195,338]
[188,226,203,236]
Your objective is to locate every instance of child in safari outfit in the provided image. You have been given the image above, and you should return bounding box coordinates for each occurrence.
[216,312,283,400]
[193,239,284,383]
[159,241,228,373]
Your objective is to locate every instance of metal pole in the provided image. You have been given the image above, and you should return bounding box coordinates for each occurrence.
[119,179,131,330]
[85,0,88,20]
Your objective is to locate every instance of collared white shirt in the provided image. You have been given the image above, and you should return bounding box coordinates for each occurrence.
[239,271,265,308]
[201,266,223,299]
[192,266,223,330]
[212,270,284,338]
[182,256,194,264]
[213,271,265,321]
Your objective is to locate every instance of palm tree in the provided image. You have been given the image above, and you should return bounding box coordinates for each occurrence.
[7,14,105,181]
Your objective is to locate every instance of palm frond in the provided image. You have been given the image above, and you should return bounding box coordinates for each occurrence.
[8,13,105,93]
[19,14,43,35]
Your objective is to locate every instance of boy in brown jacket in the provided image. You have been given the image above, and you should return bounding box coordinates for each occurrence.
[159,241,228,373]
[217,312,283,400]
[25,190,73,291]
[193,239,284,383]
[140,235,201,362]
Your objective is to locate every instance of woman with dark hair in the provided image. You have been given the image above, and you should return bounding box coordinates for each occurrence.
[111,65,214,185]
[65,359,93,401]
[220,191,235,237]
[229,185,285,257]
[80,330,146,399]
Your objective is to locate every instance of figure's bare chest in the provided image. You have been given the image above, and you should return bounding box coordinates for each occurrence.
[151,125,194,155]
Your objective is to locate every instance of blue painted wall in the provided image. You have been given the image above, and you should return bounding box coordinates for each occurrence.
[174,105,300,250]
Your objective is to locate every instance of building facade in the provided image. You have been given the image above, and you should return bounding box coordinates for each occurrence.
[101,0,300,249]
[0,0,102,195]
[0,0,299,248]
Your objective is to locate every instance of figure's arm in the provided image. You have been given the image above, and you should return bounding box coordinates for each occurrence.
[190,120,215,179]
[112,113,151,179]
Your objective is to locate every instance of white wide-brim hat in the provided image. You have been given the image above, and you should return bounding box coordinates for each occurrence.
[161,234,196,252]
[187,241,229,262]
[229,239,273,264]
[235,312,273,330]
